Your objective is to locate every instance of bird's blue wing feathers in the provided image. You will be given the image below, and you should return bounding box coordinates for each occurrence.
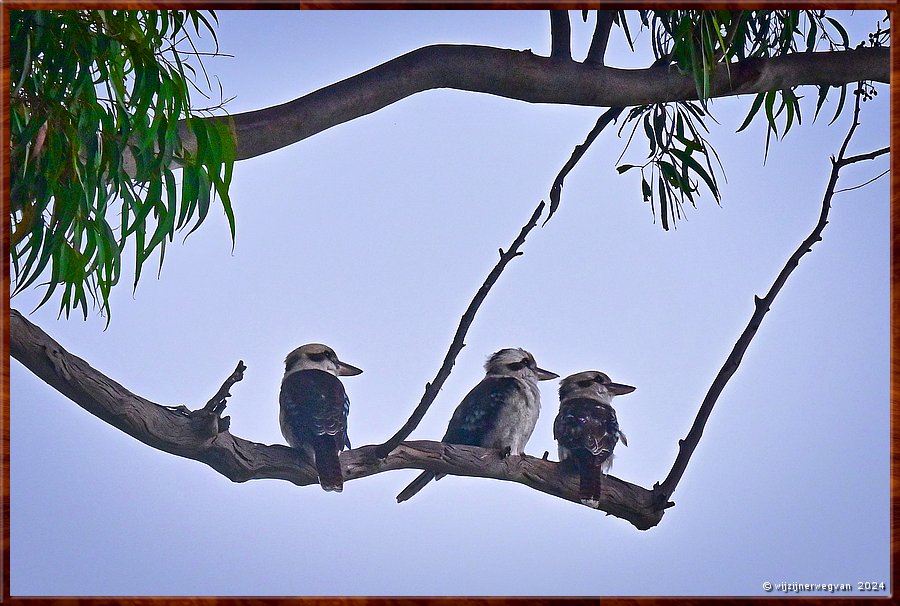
[343,393,352,449]
[280,369,350,450]
[443,376,524,446]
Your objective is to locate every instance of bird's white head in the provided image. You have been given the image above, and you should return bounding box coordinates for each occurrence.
[283,343,363,378]
[484,348,559,383]
[559,370,635,405]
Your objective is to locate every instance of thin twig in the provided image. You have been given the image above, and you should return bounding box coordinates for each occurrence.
[544,107,624,225]
[544,56,672,225]
[833,168,889,194]
[653,82,883,503]
[838,146,889,167]
[203,360,246,414]
[585,10,615,64]
[371,201,546,459]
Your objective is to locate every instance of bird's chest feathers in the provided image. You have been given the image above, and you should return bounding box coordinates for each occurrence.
[481,381,540,453]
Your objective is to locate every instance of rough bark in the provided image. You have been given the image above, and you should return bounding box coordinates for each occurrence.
[9,308,664,530]
[188,44,887,162]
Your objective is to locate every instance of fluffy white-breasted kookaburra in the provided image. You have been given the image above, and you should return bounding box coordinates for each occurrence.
[279,343,363,492]
[554,370,635,505]
[396,348,558,503]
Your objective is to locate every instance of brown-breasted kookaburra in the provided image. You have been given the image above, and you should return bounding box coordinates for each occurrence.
[396,348,558,503]
[554,370,635,505]
[279,343,363,492]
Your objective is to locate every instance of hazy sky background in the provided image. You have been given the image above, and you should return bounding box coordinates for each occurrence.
[10,10,890,596]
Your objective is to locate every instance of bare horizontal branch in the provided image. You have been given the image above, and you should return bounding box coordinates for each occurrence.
[349,442,665,530]
[188,44,887,162]
[10,308,664,530]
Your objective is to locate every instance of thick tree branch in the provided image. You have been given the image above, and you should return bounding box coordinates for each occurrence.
[371,200,546,458]
[190,45,887,162]
[585,10,615,65]
[549,11,572,60]
[9,308,315,482]
[653,83,884,503]
[349,442,664,530]
[9,308,663,529]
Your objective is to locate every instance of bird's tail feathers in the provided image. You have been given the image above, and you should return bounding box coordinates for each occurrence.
[574,453,608,506]
[396,470,437,503]
[579,468,604,504]
[314,438,344,492]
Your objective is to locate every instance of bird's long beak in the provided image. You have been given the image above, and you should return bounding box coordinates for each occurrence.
[336,360,363,376]
[535,367,560,381]
[609,382,636,395]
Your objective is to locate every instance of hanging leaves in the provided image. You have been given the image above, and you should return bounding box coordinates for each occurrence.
[9,10,234,322]
[605,9,876,228]
[616,101,724,230]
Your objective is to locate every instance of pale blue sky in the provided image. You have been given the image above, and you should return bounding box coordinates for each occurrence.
[10,10,890,596]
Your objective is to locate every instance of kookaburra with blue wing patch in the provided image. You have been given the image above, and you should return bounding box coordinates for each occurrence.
[280,343,363,492]
[396,348,558,503]
[554,370,635,505]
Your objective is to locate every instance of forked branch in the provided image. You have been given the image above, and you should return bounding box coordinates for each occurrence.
[205,45,885,162]
[653,83,888,503]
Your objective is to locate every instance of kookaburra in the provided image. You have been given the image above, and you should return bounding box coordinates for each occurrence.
[554,370,635,505]
[279,343,363,492]
[396,348,558,503]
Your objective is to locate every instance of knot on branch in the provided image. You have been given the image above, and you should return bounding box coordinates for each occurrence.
[188,407,229,439]
[44,345,73,381]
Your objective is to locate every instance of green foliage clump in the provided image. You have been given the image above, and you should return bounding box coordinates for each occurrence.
[600,9,888,229]
[10,10,235,321]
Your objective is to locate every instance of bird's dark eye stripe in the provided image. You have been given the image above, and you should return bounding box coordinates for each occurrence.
[308,352,329,361]
[578,380,593,387]
[507,361,526,371]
